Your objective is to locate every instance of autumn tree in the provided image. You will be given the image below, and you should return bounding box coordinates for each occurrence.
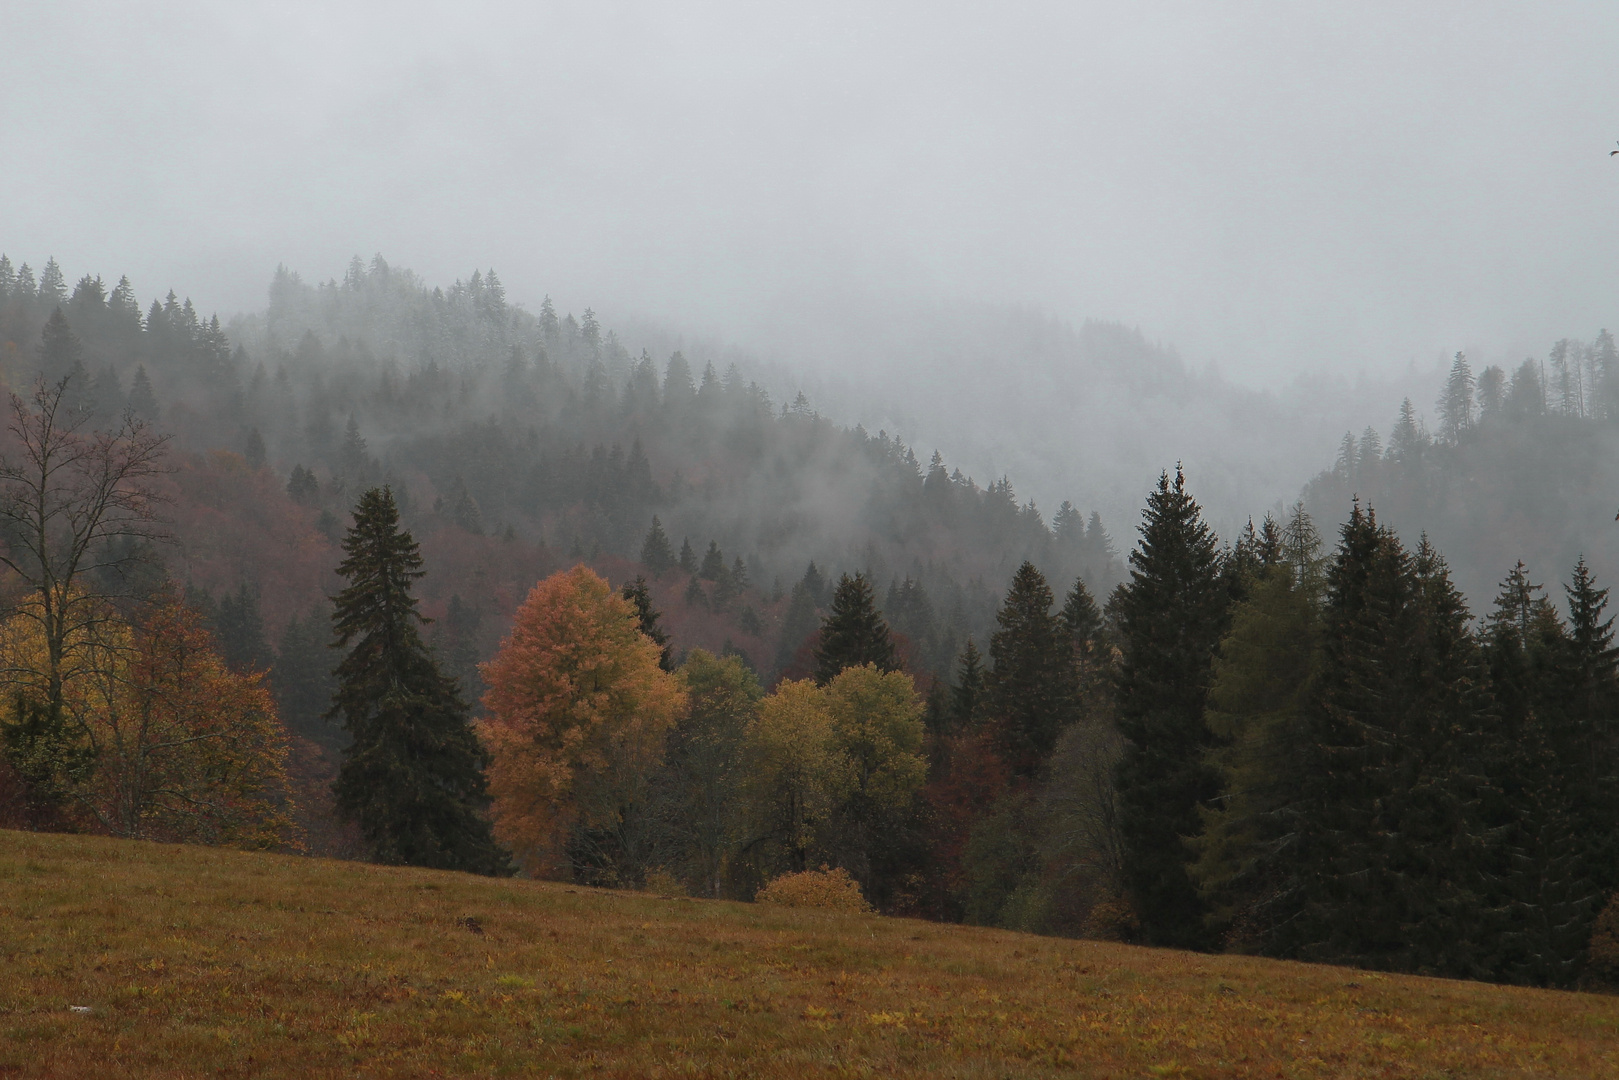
[654,649,762,896]
[481,564,686,882]
[0,591,296,847]
[0,375,168,816]
[739,679,846,877]
[739,666,926,902]
[330,487,509,875]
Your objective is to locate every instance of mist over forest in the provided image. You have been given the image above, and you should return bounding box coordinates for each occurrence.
[17,9,1619,1068]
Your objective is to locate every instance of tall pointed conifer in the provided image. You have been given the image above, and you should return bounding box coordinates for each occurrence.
[1113,466,1229,949]
[813,572,898,684]
[987,562,1079,775]
[331,487,509,874]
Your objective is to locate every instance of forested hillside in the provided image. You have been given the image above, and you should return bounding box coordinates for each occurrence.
[7,252,1619,993]
[1305,345,1619,607]
[0,254,1119,750]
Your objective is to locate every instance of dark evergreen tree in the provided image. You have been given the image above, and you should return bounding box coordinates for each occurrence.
[1562,557,1619,899]
[127,364,158,421]
[214,582,274,674]
[273,605,340,746]
[330,487,509,874]
[986,562,1079,775]
[678,536,698,574]
[699,540,726,581]
[773,574,821,674]
[1113,467,1229,949]
[1479,562,1592,985]
[286,464,320,505]
[37,308,84,388]
[1060,577,1103,652]
[951,638,987,732]
[640,516,676,575]
[1284,510,1493,977]
[684,573,707,610]
[433,594,487,706]
[244,427,267,470]
[813,572,898,684]
[621,575,674,671]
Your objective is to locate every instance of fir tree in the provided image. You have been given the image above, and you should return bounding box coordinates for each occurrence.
[272,605,339,746]
[621,575,674,671]
[678,537,698,574]
[37,309,84,388]
[951,638,987,732]
[128,365,159,421]
[987,562,1080,775]
[640,516,676,575]
[699,541,726,581]
[1437,351,1475,442]
[684,573,707,610]
[330,487,509,875]
[1061,576,1103,651]
[774,575,821,675]
[214,583,274,674]
[1480,562,1592,985]
[813,572,898,684]
[1285,510,1493,977]
[244,427,267,470]
[1191,534,1320,947]
[1112,467,1229,949]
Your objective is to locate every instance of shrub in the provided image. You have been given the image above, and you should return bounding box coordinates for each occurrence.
[755,866,871,912]
[1589,893,1619,984]
[643,867,687,897]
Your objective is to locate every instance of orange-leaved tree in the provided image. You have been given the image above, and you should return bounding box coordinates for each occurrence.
[0,589,297,847]
[480,565,687,880]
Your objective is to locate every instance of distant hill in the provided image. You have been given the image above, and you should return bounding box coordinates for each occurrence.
[1302,344,1619,611]
[5,828,1616,1079]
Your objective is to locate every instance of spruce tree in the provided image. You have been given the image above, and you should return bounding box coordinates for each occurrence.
[813,572,898,684]
[214,583,274,674]
[987,562,1080,775]
[621,575,674,671]
[639,517,676,575]
[1562,558,1619,899]
[272,606,339,746]
[1285,511,1493,977]
[700,541,726,581]
[330,487,509,875]
[773,575,821,674]
[128,365,159,421]
[678,537,698,575]
[1190,510,1322,946]
[1481,562,1592,985]
[1113,467,1229,949]
[1060,577,1103,652]
[951,638,987,732]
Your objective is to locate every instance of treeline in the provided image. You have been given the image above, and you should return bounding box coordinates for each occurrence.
[1306,343,1619,607]
[0,254,1124,698]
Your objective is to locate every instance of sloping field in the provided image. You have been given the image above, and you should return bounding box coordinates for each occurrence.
[1,830,1616,1078]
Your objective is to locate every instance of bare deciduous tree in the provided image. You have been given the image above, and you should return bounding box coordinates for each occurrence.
[0,377,169,807]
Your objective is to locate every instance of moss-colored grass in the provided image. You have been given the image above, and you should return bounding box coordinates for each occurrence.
[2,830,1617,1078]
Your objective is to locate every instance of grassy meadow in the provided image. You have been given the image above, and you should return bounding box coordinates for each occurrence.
[2,829,1618,1078]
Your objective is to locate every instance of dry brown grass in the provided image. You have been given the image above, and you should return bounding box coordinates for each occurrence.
[2,829,1617,1078]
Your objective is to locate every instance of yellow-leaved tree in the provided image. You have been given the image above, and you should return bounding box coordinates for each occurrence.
[741,664,926,900]
[481,565,687,880]
[0,590,297,847]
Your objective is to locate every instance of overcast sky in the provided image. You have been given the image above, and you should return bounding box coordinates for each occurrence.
[6,1,1619,385]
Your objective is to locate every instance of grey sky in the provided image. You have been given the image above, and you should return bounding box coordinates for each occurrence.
[6,1,1619,385]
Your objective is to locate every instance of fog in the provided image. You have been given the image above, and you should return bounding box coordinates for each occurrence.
[7,1,1619,522]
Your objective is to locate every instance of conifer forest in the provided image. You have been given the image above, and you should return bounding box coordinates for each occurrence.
[5,252,1619,994]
